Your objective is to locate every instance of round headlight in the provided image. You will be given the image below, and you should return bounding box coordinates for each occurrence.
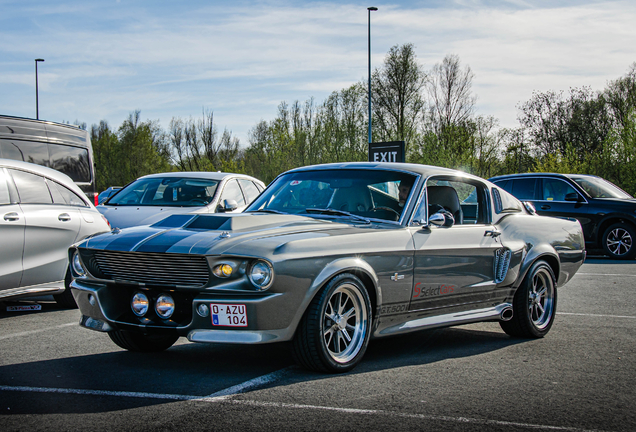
[72,251,85,276]
[131,292,149,316]
[155,294,175,319]
[248,260,273,291]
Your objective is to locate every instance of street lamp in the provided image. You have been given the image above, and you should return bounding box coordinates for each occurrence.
[367,7,377,144]
[35,58,44,120]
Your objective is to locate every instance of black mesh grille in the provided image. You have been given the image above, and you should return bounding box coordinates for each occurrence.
[79,249,210,288]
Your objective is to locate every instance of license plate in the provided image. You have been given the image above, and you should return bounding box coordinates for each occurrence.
[210,303,247,327]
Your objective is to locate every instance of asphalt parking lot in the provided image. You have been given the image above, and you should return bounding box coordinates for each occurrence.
[1,256,635,432]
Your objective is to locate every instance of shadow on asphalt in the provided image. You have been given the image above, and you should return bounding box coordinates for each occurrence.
[0,324,526,415]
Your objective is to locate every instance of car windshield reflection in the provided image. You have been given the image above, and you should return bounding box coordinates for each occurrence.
[245,169,417,223]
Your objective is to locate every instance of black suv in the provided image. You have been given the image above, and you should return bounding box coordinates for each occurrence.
[489,173,636,259]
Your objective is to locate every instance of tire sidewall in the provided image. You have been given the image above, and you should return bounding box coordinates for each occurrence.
[315,273,372,372]
[520,261,557,338]
[602,223,636,260]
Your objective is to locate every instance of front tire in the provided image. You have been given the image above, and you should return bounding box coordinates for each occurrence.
[108,330,178,352]
[293,273,371,373]
[500,260,557,338]
[602,223,636,260]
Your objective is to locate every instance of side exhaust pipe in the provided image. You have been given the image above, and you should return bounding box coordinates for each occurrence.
[500,307,513,321]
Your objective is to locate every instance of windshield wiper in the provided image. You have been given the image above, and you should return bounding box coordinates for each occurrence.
[245,209,287,215]
[305,208,370,224]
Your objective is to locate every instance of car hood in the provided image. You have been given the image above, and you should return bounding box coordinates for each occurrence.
[80,213,376,256]
[97,205,210,229]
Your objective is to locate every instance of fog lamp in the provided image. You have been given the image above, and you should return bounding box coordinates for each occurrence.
[213,264,233,278]
[72,250,85,276]
[248,260,273,291]
[156,294,175,319]
[197,303,210,317]
[131,292,149,316]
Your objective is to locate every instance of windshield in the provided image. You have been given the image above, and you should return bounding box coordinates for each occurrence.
[106,177,219,206]
[569,176,633,199]
[245,169,418,223]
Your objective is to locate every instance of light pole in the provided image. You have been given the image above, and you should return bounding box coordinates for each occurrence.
[35,58,44,120]
[367,7,377,145]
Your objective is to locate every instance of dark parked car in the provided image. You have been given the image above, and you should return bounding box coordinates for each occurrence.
[97,186,121,204]
[70,163,585,373]
[489,173,636,259]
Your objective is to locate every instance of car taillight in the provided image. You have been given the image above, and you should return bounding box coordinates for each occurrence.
[93,192,99,206]
[101,214,110,228]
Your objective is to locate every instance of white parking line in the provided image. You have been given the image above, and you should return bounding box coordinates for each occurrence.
[559,312,636,319]
[203,367,293,399]
[0,322,76,341]
[0,384,612,432]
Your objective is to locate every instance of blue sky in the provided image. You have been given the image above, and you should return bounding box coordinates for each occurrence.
[1,0,635,145]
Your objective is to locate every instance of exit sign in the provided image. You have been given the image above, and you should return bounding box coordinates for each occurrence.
[368,141,405,163]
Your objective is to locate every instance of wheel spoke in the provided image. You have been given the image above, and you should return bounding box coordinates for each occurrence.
[340,329,352,343]
[324,327,334,348]
[536,302,545,317]
[342,306,356,321]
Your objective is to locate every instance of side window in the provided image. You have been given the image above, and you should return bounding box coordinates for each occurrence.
[48,179,88,207]
[220,179,246,207]
[493,187,524,214]
[0,140,26,161]
[9,169,53,204]
[511,178,536,200]
[7,140,50,166]
[541,178,578,202]
[411,178,488,226]
[0,169,11,205]
[238,179,261,203]
[48,144,91,183]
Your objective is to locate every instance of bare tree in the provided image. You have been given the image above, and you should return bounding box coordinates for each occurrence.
[371,43,427,150]
[427,54,476,132]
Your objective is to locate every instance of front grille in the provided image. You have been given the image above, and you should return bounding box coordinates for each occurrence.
[494,248,511,283]
[79,249,210,288]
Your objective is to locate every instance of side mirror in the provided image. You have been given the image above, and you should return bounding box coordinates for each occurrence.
[522,201,537,215]
[428,213,446,227]
[565,192,581,202]
[218,199,239,212]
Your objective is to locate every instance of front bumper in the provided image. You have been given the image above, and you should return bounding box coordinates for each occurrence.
[71,280,296,344]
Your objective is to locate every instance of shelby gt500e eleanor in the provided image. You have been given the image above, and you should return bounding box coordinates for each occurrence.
[69,162,585,373]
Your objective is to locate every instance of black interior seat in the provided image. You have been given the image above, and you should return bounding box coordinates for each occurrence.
[427,185,463,224]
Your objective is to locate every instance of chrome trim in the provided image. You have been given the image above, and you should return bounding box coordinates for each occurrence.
[79,315,113,332]
[0,281,65,299]
[187,329,284,344]
[377,303,512,336]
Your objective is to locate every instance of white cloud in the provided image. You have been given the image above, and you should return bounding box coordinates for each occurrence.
[0,0,634,143]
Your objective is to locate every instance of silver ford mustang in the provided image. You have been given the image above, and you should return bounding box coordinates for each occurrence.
[69,163,585,373]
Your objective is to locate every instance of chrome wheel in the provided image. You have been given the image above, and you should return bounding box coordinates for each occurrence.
[528,267,555,330]
[605,227,633,257]
[322,283,368,364]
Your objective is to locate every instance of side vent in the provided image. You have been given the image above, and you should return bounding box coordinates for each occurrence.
[494,248,512,283]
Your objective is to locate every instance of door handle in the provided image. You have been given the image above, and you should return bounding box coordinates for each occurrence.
[541,205,551,210]
[484,229,501,238]
[3,212,20,221]
[58,213,71,222]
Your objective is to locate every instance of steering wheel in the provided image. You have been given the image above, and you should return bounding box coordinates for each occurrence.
[369,206,401,219]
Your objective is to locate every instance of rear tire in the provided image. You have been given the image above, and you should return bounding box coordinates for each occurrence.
[500,260,557,338]
[293,273,371,373]
[53,270,78,309]
[108,330,178,352]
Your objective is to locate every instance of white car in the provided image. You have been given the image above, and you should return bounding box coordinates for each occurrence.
[97,172,266,229]
[0,159,110,307]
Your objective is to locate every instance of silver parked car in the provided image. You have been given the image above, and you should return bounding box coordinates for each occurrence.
[0,159,110,307]
[97,172,265,229]
[70,163,585,372]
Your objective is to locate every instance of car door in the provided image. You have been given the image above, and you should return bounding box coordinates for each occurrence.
[9,169,82,287]
[0,168,25,290]
[408,178,502,313]
[536,177,593,236]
